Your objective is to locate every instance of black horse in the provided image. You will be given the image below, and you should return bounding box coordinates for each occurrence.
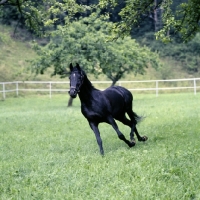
[69,63,148,155]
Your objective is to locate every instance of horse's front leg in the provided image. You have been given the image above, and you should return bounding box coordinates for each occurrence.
[89,122,104,155]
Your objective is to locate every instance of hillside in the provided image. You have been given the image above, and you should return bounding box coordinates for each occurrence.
[0,25,62,82]
[0,25,197,83]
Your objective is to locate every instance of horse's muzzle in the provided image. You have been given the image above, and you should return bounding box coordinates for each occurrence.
[68,89,77,98]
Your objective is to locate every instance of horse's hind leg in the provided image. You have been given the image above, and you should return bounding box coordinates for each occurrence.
[118,115,136,142]
[130,125,148,142]
[127,110,148,142]
[107,116,135,148]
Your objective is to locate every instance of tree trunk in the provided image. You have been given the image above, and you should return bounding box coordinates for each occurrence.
[111,79,117,86]
[67,96,73,107]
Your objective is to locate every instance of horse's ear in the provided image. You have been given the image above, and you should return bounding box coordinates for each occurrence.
[76,63,81,71]
[70,63,73,71]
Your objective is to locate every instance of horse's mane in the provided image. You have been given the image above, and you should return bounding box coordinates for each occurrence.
[81,69,96,91]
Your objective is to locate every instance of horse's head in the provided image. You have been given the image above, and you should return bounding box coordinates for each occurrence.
[68,63,84,98]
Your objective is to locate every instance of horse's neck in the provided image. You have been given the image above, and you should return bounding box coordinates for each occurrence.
[78,76,95,103]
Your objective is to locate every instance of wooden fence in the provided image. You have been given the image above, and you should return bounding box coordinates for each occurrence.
[0,78,200,99]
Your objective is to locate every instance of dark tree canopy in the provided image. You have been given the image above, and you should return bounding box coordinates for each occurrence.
[1,0,199,42]
[99,0,200,42]
[0,0,87,36]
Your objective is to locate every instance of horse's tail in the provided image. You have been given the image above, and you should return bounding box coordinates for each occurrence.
[133,112,144,124]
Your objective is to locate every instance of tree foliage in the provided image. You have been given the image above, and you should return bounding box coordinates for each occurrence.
[1,0,199,42]
[136,31,200,73]
[160,33,200,73]
[31,13,159,85]
[156,0,200,42]
[97,37,159,85]
[0,0,88,36]
[99,0,200,42]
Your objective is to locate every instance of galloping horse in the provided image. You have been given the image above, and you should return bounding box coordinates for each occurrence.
[69,63,148,155]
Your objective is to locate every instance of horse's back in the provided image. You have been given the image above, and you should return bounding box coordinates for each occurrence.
[103,86,133,103]
[102,86,133,118]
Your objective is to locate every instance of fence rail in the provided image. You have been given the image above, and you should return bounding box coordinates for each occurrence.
[1,78,200,99]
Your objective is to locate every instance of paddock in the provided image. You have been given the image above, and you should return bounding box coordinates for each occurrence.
[0,93,200,199]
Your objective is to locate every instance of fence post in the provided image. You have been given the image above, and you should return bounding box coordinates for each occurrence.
[156,80,158,97]
[49,82,52,98]
[194,78,196,95]
[16,82,19,97]
[3,83,5,99]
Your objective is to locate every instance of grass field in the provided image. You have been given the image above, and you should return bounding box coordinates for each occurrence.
[0,93,200,199]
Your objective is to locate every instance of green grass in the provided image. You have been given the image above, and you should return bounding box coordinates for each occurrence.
[0,93,200,199]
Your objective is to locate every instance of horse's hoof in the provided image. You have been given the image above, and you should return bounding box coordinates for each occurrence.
[142,136,148,141]
[131,139,136,143]
[129,140,136,148]
[138,136,148,142]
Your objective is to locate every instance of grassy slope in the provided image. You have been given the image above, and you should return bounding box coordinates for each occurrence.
[0,25,62,82]
[0,93,200,199]
[0,24,196,83]
[0,25,34,81]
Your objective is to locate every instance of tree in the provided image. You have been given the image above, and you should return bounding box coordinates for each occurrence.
[96,37,159,86]
[0,0,87,36]
[30,13,159,107]
[99,0,200,42]
[31,14,159,83]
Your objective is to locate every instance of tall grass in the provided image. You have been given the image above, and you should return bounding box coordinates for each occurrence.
[0,93,200,199]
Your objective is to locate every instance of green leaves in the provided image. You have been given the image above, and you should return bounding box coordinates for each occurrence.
[0,0,87,36]
[101,0,156,39]
[156,0,200,42]
[99,0,200,42]
[1,0,199,42]
[31,12,159,84]
[98,37,159,84]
